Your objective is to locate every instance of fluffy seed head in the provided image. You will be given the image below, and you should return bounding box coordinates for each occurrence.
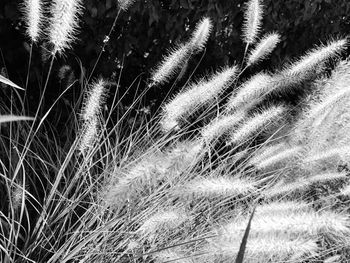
[138,209,190,238]
[229,105,285,145]
[247,32,281,66]
[201,113,245,143]
[150,44,192,87]
[190,17,213,52]
[22,0,43,42]
[118,0,136,11]
[178,177,256,199]
[210,236,317,262]
[161,66,238,132]
[79,118,99,154]
[48,0,83,55]
[287,39,348,76]
[81,79,107,122]
[226,73,273,112]
[254,146,303,171]
[242,0,263,45]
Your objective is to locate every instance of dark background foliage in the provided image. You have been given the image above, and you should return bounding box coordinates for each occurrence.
[0,0,349,119]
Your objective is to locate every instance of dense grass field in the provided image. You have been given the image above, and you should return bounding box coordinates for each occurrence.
[1,0,350,262]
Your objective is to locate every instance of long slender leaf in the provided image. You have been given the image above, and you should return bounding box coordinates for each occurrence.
[0,115,34,124]
[235,206,256,263]
[0,74,24,90]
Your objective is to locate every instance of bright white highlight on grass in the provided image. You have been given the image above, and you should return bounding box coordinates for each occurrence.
[48,0,83,55]
[247,32,281,66]
[242,0,263,45]
[23,0,43,42]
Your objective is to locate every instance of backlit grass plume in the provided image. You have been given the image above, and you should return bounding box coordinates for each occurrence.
[81,79,107,122]
[190,17,213,52]
[228,105,285,146]
[22,0,43,42]
[286,38,348,76]
[150,17,213,87]
[118,0,136,11]
[226,73,273,112]
[201,113,245,143]
[48,0,83,55]
[247,32,281,66]
[178,177,256,199]
[242,0,263,46]
[161,66,238,132]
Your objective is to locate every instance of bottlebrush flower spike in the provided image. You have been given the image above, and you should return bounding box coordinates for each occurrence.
[247,32,281,66]
[81,79,107,122]
[48,0,83,55]
[190,17,213,52]
[226,72,273,112]
[79,118,99,154]
[22,0,43,42]
[160,66,238,132]
[228,105,285,146]
[150,17,212,87]
[242,0,263,45]
[286,38,348,76]
[150,44,192,86]
[118,0,136,11]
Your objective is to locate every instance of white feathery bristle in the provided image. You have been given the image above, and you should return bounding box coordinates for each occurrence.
[255,146,303,170]
[81,79,107,122]
[256,201,311,215]
[307,172,348,184]
[79,118,99,154]
[201,113,245,143]
[150,44,192,86]
[340,184,350,196]
[226,73,273,112]
[249,142,288,166]
[190,17,213,52]
[229,106,285,145]
[263,180,310,198]
[118,0,136,11]
[287,39,348,76]
[23,0,43,42]
[304,146,350,165]
[179,177,256,199]
[48,0,83,55]
[247,32,281,66]
[242,0,263,45]
[211,236,317,262]
[160,66,238,132]
[138,209,190,238]
[224,209,349,236]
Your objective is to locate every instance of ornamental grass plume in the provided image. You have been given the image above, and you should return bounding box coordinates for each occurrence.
[253,145,303,171]
[201,113,245,143]
[22,0,43,42]
[150,17,213,87]
[247,32,281,66]
[228,105,285,146]
[177,177,256,199]
[223,208,349,237]
[48,0,83,55]
[137,209,191,239]
[286,38,348,76]
[226,73,273,112]
[209,236,317,263]
[161,66,238,132]
[78,117,99,154]
[242,0,263,46]
[118,0,136,11]
[81,79,107,122]
[190,17,213,52]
